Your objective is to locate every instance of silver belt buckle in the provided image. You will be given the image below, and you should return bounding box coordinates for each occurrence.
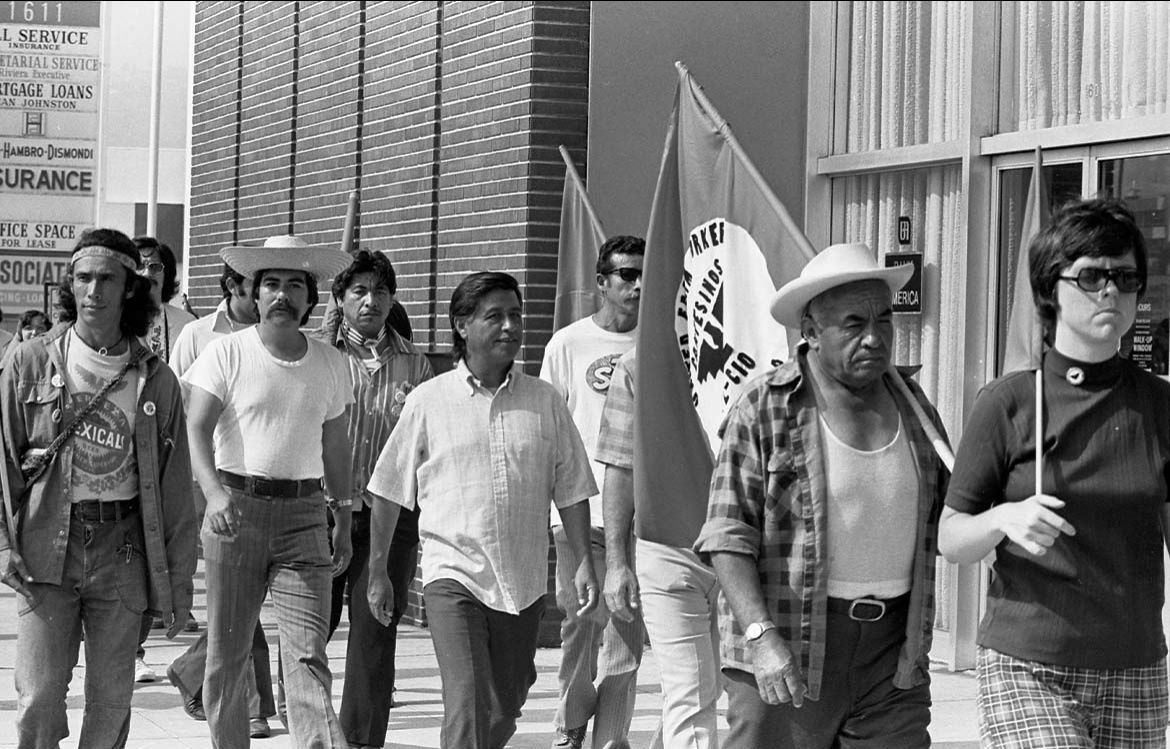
[848,598,886,622]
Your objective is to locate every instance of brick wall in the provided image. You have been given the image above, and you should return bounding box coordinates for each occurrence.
[190,0,592,641]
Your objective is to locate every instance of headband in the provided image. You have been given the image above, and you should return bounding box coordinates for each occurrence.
[71,245,140,272]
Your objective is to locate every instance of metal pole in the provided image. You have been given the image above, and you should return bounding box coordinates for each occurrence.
[146,1,164,235]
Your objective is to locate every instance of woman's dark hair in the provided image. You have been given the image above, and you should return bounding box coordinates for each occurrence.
[58,228,157,338]
[449,271,521,362]
[1029,197,1147,341]
[332,249,397,301]
[251,269,319,325]
[19,309,48,331]
[596,235,645,275]
[133,236,179,302]
[219,263,247,300]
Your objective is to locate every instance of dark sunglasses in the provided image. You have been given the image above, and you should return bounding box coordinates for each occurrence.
[1058,267,1142,294]
[603,267,642,283]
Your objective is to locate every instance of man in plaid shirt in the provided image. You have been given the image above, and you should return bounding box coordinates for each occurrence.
[694,244,950,748]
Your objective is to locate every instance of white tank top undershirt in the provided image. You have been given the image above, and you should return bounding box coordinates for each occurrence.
[820,413,917,600]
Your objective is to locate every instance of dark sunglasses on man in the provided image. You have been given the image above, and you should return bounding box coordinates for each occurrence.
[603,267,642,283]
[1058,267,1142,294]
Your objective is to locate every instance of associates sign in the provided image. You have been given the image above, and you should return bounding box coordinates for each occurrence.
[0,0,100,311]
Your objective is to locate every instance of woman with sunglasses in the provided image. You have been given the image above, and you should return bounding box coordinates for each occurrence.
[939,198,1170,747]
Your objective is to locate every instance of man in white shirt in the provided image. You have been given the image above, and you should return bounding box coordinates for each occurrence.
[184,235,354,749]
[366,271,600,749]
[540,236,646,749]
[165,262,275,737]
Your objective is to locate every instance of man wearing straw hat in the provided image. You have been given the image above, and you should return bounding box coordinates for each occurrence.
[184,234,355,748]
[694,243,950,748]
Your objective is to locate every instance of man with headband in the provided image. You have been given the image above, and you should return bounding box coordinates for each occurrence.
[0,228,197,746]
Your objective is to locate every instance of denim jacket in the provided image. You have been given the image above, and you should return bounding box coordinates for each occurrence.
[0,324,196,618]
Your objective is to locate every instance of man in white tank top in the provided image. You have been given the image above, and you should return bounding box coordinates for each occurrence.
[696,244,951,748]
[184,235,355,749]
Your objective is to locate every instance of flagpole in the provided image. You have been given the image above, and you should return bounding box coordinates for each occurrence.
[558,145,605,238]
[675,62,816,263]
[1034,370,1043,496]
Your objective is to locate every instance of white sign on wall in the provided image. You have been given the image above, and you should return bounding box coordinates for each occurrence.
[0,1,100,313]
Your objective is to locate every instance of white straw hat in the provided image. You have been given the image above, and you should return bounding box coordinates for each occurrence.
[219,235,351,281]
[769,243,914,328]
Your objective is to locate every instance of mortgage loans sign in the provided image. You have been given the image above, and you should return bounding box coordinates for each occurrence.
[0,1,99,310]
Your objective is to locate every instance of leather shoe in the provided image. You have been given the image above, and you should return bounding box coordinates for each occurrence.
[250,717,271,738]
[167,665,206,721]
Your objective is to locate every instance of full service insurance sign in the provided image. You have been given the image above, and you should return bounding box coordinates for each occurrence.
[0,1,100,311]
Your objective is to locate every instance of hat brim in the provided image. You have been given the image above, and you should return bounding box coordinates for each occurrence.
[219,246,352,281]
[769,264,914,328]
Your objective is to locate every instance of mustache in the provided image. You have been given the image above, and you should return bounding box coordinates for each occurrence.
[266,301,298,315]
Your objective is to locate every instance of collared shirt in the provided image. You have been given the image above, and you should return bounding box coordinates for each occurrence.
[693,342,949,701]
[320,322,432,509]
[0,325,197,618]
[170,299,252,378]
[367,359,597,614]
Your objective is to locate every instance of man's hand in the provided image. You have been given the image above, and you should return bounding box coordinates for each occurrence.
[997,494,1076,556]
[0,546,32,598]
[603,560,639,623]
[204,486,240,537]
[752,632,807,707]
[573,554,599,617]
[331,523,353,577]
[166,607,191,639]
[367,569,395,627]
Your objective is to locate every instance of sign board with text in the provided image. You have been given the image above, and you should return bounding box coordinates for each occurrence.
[0,1,100,318]
[885,252,922,314]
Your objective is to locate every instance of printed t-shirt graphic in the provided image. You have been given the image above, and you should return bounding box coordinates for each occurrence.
[65,332,139,501]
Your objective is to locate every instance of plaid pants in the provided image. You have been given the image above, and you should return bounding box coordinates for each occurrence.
[977,646,1168,748]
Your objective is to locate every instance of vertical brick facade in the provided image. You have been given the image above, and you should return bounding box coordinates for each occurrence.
[190,1,592,634]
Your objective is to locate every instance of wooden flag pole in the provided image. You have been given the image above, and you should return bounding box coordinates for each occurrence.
[1034,370,1043,496]
[340,190,359,255]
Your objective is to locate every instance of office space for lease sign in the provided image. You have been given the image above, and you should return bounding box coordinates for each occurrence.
[0,1,100,312]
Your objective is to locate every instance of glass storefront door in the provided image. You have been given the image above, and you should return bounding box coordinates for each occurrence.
[993,139,1170,376]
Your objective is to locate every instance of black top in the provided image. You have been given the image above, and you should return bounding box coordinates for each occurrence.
[946,350,1170,668]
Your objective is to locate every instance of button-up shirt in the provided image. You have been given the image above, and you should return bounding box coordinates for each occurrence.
[322,322,433,511]
[169,299,252,378]
[694,343,948,701]
[367,359,596,614]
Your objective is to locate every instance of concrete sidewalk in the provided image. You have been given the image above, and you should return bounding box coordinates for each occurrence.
[0,561,982,748]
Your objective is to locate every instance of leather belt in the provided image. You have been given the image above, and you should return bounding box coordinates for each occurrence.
[218,470,322,499]
[827,593,910,622]
[72,498,139,523]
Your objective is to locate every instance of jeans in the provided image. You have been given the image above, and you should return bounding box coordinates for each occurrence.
[635,538,722,749]
[15,510,149,749]
[553,525,645,748]
[328,508,419,747]
[424,578,545,749]
[202,488,342,749]
[723,600,929,749]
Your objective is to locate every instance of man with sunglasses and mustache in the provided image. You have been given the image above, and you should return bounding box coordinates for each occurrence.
[539,236,646,749]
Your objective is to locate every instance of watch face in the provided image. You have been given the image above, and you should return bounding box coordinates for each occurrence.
[746,622,763,640]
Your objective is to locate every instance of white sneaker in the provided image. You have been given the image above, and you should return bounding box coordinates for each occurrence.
[135,658,157,682]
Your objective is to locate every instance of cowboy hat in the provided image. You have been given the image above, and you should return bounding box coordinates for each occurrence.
[219,235,352,281]
[769,243,914,328]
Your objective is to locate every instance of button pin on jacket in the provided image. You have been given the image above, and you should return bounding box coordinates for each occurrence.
[51,374,64,388]
[144,401,156,416]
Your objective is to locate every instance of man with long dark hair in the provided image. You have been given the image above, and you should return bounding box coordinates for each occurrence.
[0,227,197,746]
[367,271,599,749]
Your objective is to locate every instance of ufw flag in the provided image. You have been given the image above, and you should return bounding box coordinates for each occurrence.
[1001,147,1049,373]
[633,63,814,548]
[553,145,608,332]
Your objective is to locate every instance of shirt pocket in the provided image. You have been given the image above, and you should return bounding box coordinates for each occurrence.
[506,409,554,481]
[18,379,60,447]
[765,448,800,517]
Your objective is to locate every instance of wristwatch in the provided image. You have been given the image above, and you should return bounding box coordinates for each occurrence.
[744,620,777,642]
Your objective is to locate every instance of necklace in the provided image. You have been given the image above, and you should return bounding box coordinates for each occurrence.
[75,328,123,357]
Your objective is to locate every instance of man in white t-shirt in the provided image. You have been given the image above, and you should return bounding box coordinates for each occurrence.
[540,235,646,749]
[183,235,354,749]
